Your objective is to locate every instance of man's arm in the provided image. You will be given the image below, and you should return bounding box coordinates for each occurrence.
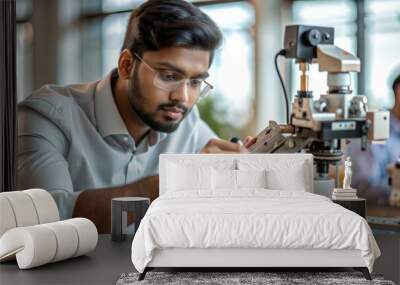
[18,108,159,233]
[18,108,77,219]
[19,129,159,233]
[73,175,159,233]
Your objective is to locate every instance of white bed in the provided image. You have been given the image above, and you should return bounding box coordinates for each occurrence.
[131,154,380,280]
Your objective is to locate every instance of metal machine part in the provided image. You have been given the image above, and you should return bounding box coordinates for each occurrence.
[367,110,390,141]
[250,25,390,197]
[317,45,361,73]
[284,25,334,61]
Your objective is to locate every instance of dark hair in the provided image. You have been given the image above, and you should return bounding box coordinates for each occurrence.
[121,0,223,66]
[393,74,400,94]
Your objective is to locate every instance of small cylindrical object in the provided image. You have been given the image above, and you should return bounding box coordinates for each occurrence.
[111,197,150,242]
[299,62,310,92]
[327,72,351,94]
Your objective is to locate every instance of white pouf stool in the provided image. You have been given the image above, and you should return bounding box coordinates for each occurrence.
[0,189,98,269]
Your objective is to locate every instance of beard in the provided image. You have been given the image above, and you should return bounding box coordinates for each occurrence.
[127,64,191,133]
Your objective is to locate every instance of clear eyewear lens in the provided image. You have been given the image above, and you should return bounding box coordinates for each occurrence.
[153,73,212,99]
[153,73,183,91]
[134,53,213,99]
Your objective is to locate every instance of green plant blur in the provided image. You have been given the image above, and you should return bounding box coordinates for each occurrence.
[197,94,239,140]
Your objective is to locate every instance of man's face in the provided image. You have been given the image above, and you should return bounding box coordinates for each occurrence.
[127,47,210,133]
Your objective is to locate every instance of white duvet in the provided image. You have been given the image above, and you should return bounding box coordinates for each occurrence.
[131,190,380,273]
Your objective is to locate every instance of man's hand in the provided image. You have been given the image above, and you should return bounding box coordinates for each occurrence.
[200,138,250,153]
[243,136,257,149]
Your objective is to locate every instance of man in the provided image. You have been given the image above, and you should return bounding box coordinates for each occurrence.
[345,73,400,206]
[17,0,254,233]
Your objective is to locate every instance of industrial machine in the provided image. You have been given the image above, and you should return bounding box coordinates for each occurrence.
[249,25,390,197]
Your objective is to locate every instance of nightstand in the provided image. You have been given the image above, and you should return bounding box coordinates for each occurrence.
[332,198,366,218]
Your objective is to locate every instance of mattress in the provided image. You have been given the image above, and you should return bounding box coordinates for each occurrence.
[131,190,380,273]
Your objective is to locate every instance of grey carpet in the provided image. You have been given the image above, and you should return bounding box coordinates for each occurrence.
[116,271,396,285]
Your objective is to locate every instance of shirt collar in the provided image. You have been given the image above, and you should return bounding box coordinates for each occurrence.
[148,131,168,146]
[95,70,129,138]
[94,69,168,146]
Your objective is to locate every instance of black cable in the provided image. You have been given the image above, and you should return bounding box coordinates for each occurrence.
[274,49,289,124]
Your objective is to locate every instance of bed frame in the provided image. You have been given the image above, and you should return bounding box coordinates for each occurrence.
[138,248,371,280]
[137,154,372,281]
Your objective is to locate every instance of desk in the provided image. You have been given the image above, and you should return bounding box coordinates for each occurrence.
[366,206,400,284]
[368,206,400,218]
[0,235,133,285]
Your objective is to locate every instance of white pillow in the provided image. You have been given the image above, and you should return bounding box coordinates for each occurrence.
[212,168,237,190]
[238,158,310,192]
[167,162,212,191]
[211,169,268,190]
[266,167,307,191]
[236,169,267,188]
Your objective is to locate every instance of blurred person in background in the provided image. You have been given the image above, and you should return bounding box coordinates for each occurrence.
[345,71,400,206]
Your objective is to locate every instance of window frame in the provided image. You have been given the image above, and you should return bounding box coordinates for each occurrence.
[1,0,17,192]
